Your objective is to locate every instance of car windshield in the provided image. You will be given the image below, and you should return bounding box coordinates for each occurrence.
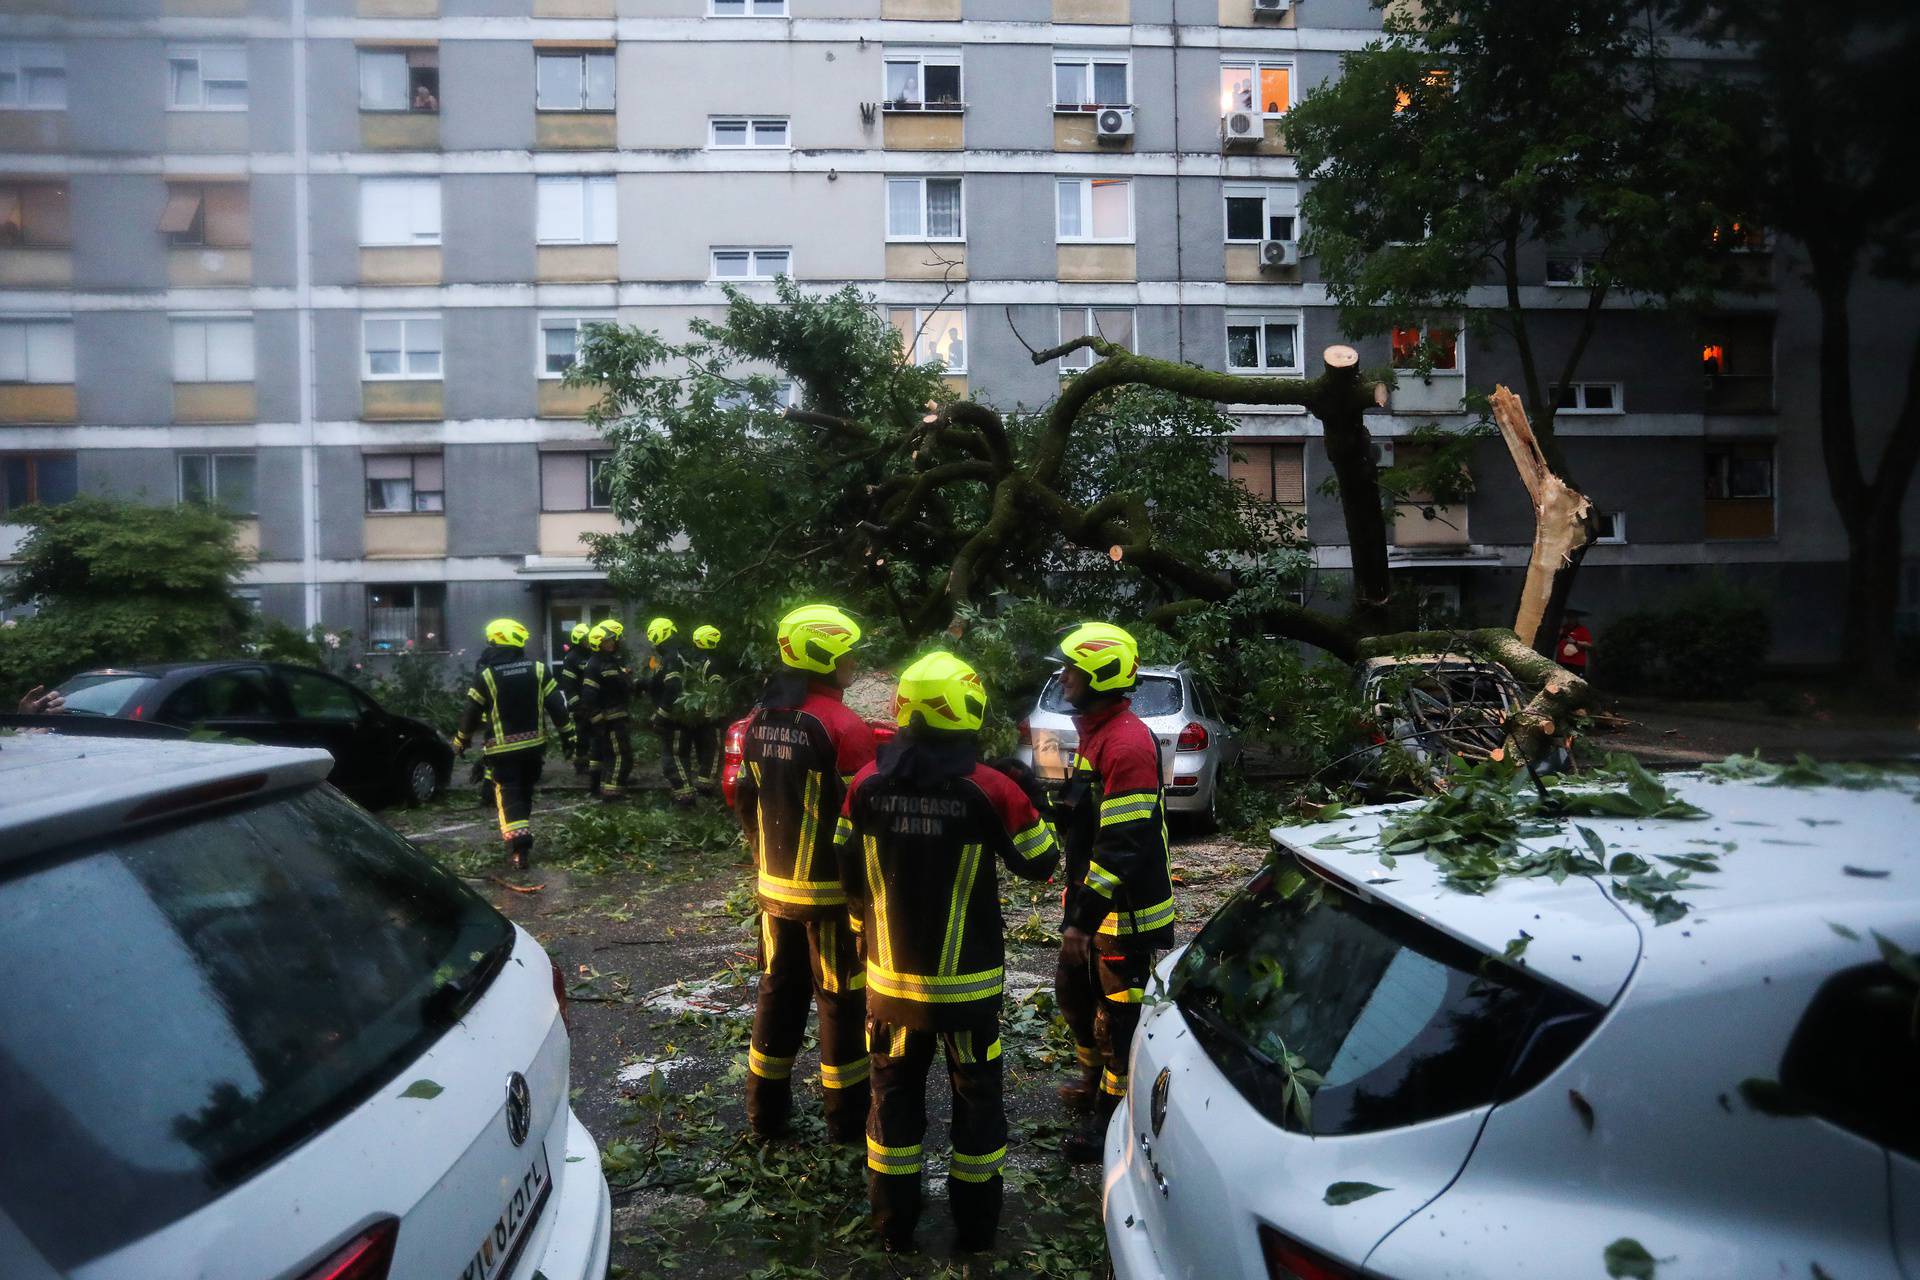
[0,785,514,1267]
[1171,852,1599,1136]
[56,673,159,717]
[1038,672,1184,718]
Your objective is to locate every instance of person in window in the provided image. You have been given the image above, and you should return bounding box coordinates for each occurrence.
[896,75,918,109]
[1557,609,1593,677]
[411,82,438,113]
[941,328,965,371]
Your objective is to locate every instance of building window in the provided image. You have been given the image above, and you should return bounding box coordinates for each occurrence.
[1545,253,1600,287]
[1230,441,1307,506]
[540,452,615,512]
[889,308,967,372]
[884,50,963,111]
[1390,324,1460,372]
[1058,307,1135,370]
[167,45,247,111]
[1699,315,1774,413]
[178,453,256,515]
[367,584,446,653]
[159,181,248,248]
[536,50,614,112]
[717,380,797,413]
[709,116,789,148]
[1054,53,1130,110]
[1220,60,1292,117]
[1226,313,1301,374]
[0,181,71,248]
[359,48,438,113]
[362,315,442,380]
[1704,442,1775,540]
[711,0,786,13]
[0,44,66,111]
[1711,220,1771,253]
[1594,511,1626,544]
[536,175,616,245]
[1394,68,1453,115]
[1552,381,1623,414]
[710,247,790,281]
[1,454,76,515]
[366,454,445,513]
[539,314,613,377]
[1224,183,1298,243]
[1056,178,1132,243]
[359,178,441,247]
[0,318,74,384]
[886,177,963,241]
[171,315,254,383]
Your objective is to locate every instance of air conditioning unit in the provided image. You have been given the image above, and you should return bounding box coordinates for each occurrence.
[1095,106,1135,142]
[1252,0,1290,15]
[1222,110,1261,145]
[1370,440,1397,468]
[1260,239,1299,269]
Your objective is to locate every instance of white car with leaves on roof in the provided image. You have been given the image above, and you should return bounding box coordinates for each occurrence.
[1104,757,1919,1280]
[0,722,611,1280]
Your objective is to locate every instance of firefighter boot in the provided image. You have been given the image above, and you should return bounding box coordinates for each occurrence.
[507,834,533,872]
[1057,1045,1100,1113]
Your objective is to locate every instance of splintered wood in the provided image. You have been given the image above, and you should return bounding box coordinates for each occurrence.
[1491,386,1593,651]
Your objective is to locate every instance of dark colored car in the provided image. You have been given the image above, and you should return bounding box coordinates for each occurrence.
[54,661,453,807]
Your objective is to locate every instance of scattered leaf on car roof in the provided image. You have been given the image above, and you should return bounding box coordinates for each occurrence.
[1603,1237,1659,1279]
[1842,866,1890,879]
[400,1079,444,1100]
[1323,1181,1390,1206]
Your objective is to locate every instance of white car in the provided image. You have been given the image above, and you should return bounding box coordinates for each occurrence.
[0,724,611,1280]
[1016,663,1240,824]
[1105,770,1919,1279]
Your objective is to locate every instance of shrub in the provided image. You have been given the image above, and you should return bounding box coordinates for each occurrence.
[1595,579,1771,699]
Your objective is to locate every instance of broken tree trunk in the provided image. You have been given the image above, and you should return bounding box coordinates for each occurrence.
[1491,385,1595,654]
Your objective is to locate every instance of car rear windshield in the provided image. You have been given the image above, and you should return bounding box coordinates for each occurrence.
[1039,673,1184,718]
[1172,853,1601,1136]
[0,785,514,1268]
[56,672,159,717]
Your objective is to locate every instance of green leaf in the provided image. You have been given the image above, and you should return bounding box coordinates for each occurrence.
[1826,921,1860,941]
[1843,866,1890,879]
[1608,853,1650,875]
[1323,1181,1391,1206]
[399,1078,444,1100]
[1577,825,1607,863]
[1603,1238,1658,1280]
[1737,1077,1808,1117]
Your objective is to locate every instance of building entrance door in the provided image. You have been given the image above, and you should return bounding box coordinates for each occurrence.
[546,597,617,664]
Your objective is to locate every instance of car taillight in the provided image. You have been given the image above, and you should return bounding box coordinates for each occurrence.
[1176,721,1208,751]
[551,955,570,1031]
[1174,774,1199,787]
[725,725,745,756]
[872,721,897,743]
[1017,720,1031,746]
[1259,1224,1363,1280]
[298,1219,399,1280]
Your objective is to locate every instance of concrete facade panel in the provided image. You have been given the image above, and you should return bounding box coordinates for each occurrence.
[309,176,362,288]
[71,175,168,291]
[445,175,537,285]
[69,41,165,154]
[254,447,305,561]
[313,311,364,422]
[304,41,363,154]
[964,174,1057,282]
[76,311,173,425]
[969,303,1063,411]
[447,443,540,556]
[446,309,539,420]
[254,309,302,423]
[620,40,874,151]
[1135,176,1180,281]
[962,45,1053,153]
[1130,48,1179,153]
[316,447,365,560]
[621,173,885,281]
[443,40,536,151]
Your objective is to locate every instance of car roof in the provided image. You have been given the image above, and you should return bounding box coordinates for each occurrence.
[68,660,307,679]
[1360,653,1505,670]
[1274,771,1920,1007]
[0,729,335,862]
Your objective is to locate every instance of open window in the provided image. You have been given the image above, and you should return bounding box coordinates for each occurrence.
[366,584,446,652]
[1390,323,1459,372]
[365,453,444,513]
[538,314,614,377]
[178,453,256,515]
[167,45,247,111]
[1058,307,1135,370]
[0,181,70,248]
[884,49,963,112]
[1224,183,1297,244]
[1704,441,1774,540]
[359,47,438,113]
[1699,314,1774,413]
[1220,60,1291,117]
[159,181,249,249]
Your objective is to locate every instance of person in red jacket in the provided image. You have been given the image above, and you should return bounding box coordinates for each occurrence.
[1050,621,1177,1163]
[1557,609,1593,675]
[733,604,877,1142]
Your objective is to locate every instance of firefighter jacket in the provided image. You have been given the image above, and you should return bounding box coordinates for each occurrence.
[1055,698,1176,952]
[579,649,637,725]
[454,646,575,757]
[646,639,693,724]
[835,734,1059,1030]
[735,677,876,921]
[558,644,593,709]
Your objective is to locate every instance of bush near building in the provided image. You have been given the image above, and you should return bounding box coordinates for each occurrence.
[1595,580,1772,699]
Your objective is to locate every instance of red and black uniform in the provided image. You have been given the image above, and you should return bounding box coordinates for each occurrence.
[734,676,877,1140]
[453,646,575,861]
[1054,697,1175,1121]
[579,649,637,798]
[835,735,1059,1251]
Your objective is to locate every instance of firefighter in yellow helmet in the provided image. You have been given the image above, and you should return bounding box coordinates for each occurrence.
[578,619,636,800]
[1049,621,1175,1163]
[559,621,594,773]
[644,616,698,807]
[688,624,728,794]
[834,651,1059,1253]
[733,604,877,1141]
[450,617,576,869]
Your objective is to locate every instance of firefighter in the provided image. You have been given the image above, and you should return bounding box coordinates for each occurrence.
[1049,621,1176,1163]
[645,616,698,807]
[559,621,594,774]
[578,619,636,800]
[733,604,877,1143]
[835,651,1060,1254]
[689,623,727,794]
[450,617,576,870]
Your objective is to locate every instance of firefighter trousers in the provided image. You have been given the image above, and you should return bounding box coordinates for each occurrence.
[655,719,696,801]
[692,721,721,789]
[747,912,869,1141]
[589,718,633,796]
[866,1020,1006,1252]
[1057,944,1154,1127]
[484,749,544,855]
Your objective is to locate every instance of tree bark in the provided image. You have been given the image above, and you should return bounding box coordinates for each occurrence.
[1313,345,1394,631]
[1490,386,1595,654]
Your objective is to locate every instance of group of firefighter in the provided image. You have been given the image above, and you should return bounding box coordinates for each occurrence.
[449,603,1176,1256]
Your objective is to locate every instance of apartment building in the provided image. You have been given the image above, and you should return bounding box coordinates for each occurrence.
[1,0,1911,665]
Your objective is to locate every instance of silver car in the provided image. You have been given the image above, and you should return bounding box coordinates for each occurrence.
[1015,663,1239,825]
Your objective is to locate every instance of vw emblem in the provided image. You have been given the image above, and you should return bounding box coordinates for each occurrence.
[504,1072,532,1147]
[1150,1067,1171,1138]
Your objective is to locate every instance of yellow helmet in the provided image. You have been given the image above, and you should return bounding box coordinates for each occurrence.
[894,651,987,732]
[647,617,677,646]
[485,617,530,648]
[588,618,625,650]
[693,624,722,650]
[570,622,591,644]
[1059,621,1139,693]
[776,604,862,674]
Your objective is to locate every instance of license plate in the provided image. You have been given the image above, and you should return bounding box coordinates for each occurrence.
[458,1145,552,1280]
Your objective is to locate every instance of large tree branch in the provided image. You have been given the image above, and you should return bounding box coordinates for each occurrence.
[1811,242,1867,522]
[784,407,871,441]
[1354,626,1590,764]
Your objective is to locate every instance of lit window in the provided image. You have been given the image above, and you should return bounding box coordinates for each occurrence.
[366,454,445,513]
[0,317,74,384]
[362,315,442,381]
[1056,178,1132,243]
[710,248,791,280]
[1219,60,1291,117]
[171,315,254,383]
[167,45,247,111]
[1226,313,1302,373]
[0,44,66,111]
[709,117,789,148]
[887,177,964,240]
[539,315,614,377]
[884,50,963,111]
[359,178,441,247]
[536,176,616,245]
[536,50,615,112]
[366,584,446,652]
[1057,307,1135,371]
[1053,53,1130,110]
[1224,184,1298,243]
[1390,324,1459,371]
[889,308,967,372]
[1394,68,1453,115]
[359,47,438,113]
[178,453,256,515]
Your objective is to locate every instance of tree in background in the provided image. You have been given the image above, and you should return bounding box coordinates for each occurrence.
[0,498,251,701]
[1672,0,1920,693]
[1284,0,1742,647]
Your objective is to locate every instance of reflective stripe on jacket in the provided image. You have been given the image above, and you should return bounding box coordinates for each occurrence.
[1056,698,1176,951]
[734,685,877,920]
